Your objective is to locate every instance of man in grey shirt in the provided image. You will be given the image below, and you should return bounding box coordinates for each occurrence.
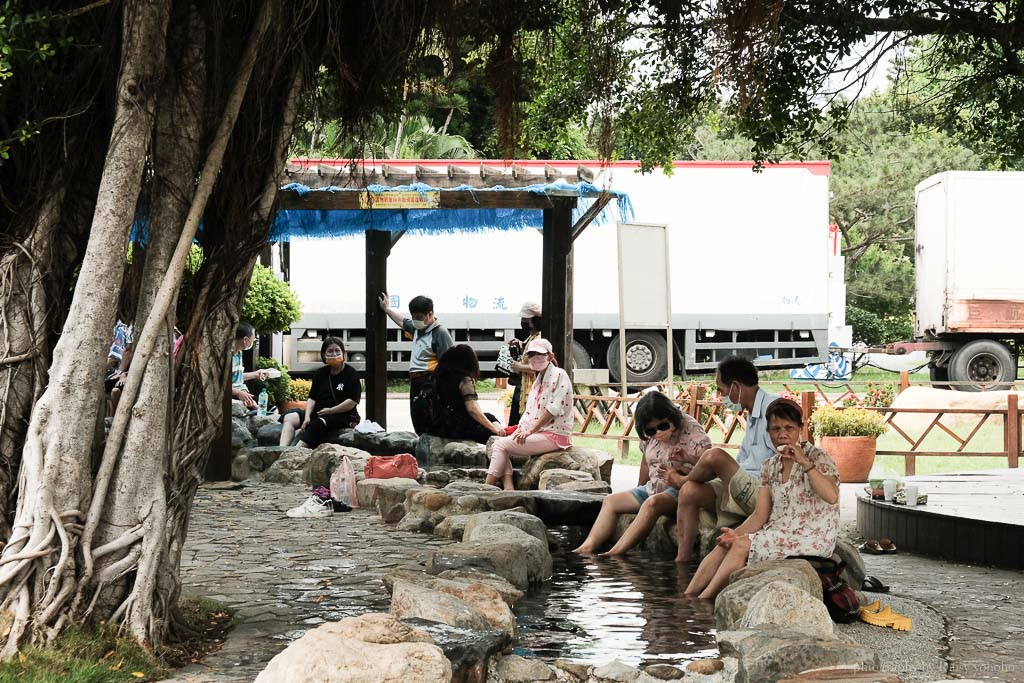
[379,293,454,432]
[670,355,779,563]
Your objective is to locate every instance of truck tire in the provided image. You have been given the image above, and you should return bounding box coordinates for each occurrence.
[948,340,1016,392]
[607,331,670,384]
[571,340,593,371]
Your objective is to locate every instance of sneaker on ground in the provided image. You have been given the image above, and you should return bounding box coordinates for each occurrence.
[286,495,333,518]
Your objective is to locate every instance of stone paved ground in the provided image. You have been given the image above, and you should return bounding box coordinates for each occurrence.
[161,477,1024,683]
[158,481,452,683]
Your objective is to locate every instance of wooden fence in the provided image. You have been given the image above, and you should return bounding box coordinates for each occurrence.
[572,372,1022,474]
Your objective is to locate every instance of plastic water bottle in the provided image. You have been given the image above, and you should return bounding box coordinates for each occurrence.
[257,388,268,417]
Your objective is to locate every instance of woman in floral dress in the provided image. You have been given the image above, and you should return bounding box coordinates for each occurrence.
[485,338,573,490]
[685,398,840,599]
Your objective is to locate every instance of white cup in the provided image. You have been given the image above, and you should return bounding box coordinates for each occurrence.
[905,485,919,507]
[883,479,898,501]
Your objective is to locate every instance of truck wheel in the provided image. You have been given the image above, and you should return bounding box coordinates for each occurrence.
[607,332,669,384]
[571,340,593,371]
[948,340,1016,392]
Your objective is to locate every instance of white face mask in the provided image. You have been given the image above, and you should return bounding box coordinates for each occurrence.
[528,355,550,372]
[722,382,742,412]
[411,320,428,331]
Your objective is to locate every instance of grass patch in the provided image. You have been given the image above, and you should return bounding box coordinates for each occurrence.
[0,597,232,683]
[387,378,503,395]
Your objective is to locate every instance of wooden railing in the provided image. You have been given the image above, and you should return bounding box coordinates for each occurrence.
[572,373,1023,474]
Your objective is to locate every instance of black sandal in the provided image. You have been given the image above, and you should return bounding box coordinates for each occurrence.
[862,575,890,593]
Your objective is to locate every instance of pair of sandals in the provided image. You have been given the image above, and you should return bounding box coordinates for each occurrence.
[859,600,912,631]
[858,538,897,555]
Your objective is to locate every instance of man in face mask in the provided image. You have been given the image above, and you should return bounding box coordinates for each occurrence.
[507,301,542,426]
[230,321,269,412]
[379,293,454,431]
[670,355,779,563]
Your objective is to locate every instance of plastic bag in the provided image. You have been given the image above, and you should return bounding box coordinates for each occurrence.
[330,455,359,508]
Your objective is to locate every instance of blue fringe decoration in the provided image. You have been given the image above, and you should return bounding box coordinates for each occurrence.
[269,181,634,241]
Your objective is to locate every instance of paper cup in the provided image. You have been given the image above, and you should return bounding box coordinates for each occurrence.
[905,485,919,507]
[883,479,898,501]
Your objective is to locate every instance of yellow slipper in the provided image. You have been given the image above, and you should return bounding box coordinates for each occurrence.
[860,600,882,613]
[859,604,912,631]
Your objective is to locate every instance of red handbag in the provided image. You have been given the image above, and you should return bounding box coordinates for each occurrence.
[364,453,419,480]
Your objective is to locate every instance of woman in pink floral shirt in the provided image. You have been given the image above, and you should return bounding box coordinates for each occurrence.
[685,399,840,599]
[574,391,710,555]
[486,338,573,490]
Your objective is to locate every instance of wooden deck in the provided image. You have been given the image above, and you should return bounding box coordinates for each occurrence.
[856,468,1024,570]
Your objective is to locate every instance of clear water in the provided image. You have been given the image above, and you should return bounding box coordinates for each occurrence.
[513,550,719,668]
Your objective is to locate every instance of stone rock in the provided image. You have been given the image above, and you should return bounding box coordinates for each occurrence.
[463,523,552,584]
[424,470,452,487]
[555,480,611,494]
[644,664,685,679]
[613,514,677,557]
[538,468,594,490]
[253,612,450,683]
[262,447,312,485]
[568,445,615,483]
[231,418,253,449]
[517,451,584,489]
[242,446,288,472]
[488,654,557,682]
[434,569,525,605]
[834,539,866,590]
[417,434,487,467]
[739,581,834,638]
[336,429,419,455]
[355,477,421,521]
[686,659,724,675]
[591,659,662,682]
[717,560,823,630]
[777,669,902,682]
[553,659,592,681]
[462,510,548,547]
[400,618,511,683]
[231,400,248,418]
[484,490,606,525]
[231,453,251,482]
[304,444,371,489]
[433,515,469,541]
[720,627,880,683]
[429,540,530,590]
[390,578,515,637]
[247,414,279,435]
[446,481,501,493]
[256,422,284,447]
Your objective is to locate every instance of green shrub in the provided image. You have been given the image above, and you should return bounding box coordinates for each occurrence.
[242,265,302,334]
[811,405,888,438]
[288,378,312,402]
[846,305,884,345]
[254,357,292,406]
[880,313,913,344]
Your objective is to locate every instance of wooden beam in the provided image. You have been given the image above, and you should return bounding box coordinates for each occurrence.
[278,189,557,211]
[571,192,612,242]
[542,197,576,369]
[391,229,406,247]
[365,230,391,428]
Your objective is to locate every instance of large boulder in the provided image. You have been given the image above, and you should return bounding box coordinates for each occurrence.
[416,435,487,467]
[834,539,866,590]
[612,514,677,557]
[231,418,254,449]
[538,468,594,490]
[590,660,663,682]
[461,510,548,546]
[390,578,516,637]
[555,479,611,495]
[718,628,880,683]
[435,569,524,605]
[488,654,557,682]
[355,478,421,521]
[242,446,289,472]
[717,560,822,630]
[231,453,251,482]
[400,618,511,683]
[247,414,279,436]
[383,568,524,606]
[738,581,834,638]
[336,429,419,455]
[256,422,284,447]
[517,451,585,489]
[230,400,248,418]
[262,447,312,485]
[463,523,552,584]
[253,612,450,683]
[304,444,371,489]
[429,540,532,590]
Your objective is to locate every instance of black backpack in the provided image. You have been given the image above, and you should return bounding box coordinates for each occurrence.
[411,375,450,435]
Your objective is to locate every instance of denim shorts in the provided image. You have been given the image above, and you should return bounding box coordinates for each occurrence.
[630,486,679,505]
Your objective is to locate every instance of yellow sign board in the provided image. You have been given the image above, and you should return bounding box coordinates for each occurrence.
[359,190,440,209]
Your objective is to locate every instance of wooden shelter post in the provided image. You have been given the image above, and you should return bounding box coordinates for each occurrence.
[365,230,391,427]
[542,198,575,369]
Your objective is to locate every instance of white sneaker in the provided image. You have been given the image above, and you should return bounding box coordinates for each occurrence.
[286,495,333,518]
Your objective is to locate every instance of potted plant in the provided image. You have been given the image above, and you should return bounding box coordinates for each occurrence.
[255,357,292,410]
[811,406,888,483]
[281,378,311,412]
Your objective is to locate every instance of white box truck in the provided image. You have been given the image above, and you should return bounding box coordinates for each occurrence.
[275,159,848,381]
[909,171,1024,386]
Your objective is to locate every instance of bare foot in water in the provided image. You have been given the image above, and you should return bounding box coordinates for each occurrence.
[674,553,692,564]
[573,544,597,554]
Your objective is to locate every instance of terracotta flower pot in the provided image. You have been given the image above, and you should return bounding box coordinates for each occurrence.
[820,435,877,483]
[278,400,307,413]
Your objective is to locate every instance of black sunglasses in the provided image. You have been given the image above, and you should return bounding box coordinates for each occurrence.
[647,421,672,434]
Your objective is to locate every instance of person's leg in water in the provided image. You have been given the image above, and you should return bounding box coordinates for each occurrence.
[485,434,554,490]
[675,481,716,563]
[573,491,643,554]
[693,534,751,599]
[685,537,727,596]
[603,491,678,556]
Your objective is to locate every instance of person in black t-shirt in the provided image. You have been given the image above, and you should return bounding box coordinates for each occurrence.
[428,344,504,444]
[279,337,361,447]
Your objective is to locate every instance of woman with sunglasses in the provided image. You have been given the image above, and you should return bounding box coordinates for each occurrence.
[574,391,711,555]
